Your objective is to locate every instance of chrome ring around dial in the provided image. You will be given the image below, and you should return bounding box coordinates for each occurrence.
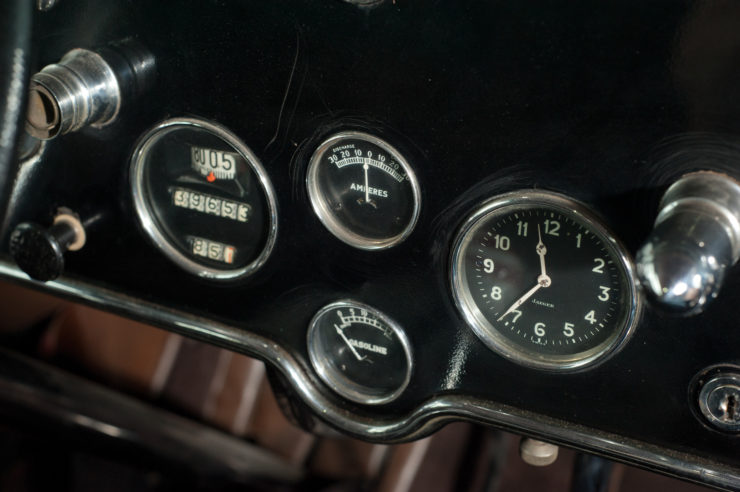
[130,117,278,281]
[450,190,641,371]
[307,300,413,404]
[306,131,421,250]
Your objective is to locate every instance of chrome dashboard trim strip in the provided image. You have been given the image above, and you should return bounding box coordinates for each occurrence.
[0,261,737,491]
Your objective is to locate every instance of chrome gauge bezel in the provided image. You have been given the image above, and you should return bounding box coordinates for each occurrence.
[130,117,278,281]
[307,299,413,405]
[306,131,422,250]
[450,190,641,371]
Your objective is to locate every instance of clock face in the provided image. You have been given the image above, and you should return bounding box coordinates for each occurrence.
[450,190,641,371]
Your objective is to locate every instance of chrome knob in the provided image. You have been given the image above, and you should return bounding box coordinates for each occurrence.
[636,171,740,315]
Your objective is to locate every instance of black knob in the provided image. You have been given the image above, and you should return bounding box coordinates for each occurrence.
[9,220,80,281]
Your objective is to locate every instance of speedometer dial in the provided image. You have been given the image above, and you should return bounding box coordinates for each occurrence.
[130,118,277,280]
[450,190,640,371]
[306,131,421,250]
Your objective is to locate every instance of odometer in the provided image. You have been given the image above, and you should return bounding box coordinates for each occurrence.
[450,190,640,370]
[130,118,277,280]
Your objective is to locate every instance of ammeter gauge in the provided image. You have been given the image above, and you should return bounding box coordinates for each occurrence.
[130,118,277,280]
[307,300,413,404]
[306,131,421,250]
[450,190,640,371]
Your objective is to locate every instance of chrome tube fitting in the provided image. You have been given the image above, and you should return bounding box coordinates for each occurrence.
[26,40,155,140]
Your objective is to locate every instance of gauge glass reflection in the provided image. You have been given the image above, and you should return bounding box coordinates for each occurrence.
[307,131,421,250]
[307,300,412,404]
[130,118,277,280]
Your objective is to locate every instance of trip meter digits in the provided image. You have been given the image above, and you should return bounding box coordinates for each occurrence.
[307,131,421,250]
[450,190,640,371]
[307,300,413,404]
[130,118,277,280]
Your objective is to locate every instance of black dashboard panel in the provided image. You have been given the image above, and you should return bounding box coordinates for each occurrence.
[4,0,740,489]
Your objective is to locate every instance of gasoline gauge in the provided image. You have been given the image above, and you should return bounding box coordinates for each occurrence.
[307,300,413,404]
[307,131,421,249]
[450,190,640,371]
[130,118,277,280]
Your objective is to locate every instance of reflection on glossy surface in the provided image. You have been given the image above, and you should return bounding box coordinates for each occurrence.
[637,172,740,314]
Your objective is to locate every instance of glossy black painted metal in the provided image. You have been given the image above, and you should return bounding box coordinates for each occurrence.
[3,0,740,485]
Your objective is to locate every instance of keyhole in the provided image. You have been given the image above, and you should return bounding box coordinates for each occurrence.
[720,393,739,422]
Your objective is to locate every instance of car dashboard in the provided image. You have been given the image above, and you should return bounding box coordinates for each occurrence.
[2,0,740,490]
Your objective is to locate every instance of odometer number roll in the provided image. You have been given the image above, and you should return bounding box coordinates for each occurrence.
[450,190,640,371]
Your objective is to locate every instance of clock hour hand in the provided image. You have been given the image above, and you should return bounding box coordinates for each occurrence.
[536,224,547,277]
[536,224,552,287]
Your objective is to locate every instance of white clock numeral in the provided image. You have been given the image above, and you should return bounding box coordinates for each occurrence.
[517,221,528,237]
[534,322,546,337]
[511,309,522,322]
[576,233,582,248]
[483,258,494,273]
[584,310,597,324]
[563,322,575,337]
[544,220,560,236]
[592,258,605,273]
[598,286,610,301]
[494,234,510,250]
[491,286,502,300]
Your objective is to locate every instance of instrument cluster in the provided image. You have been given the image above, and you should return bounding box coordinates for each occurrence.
[129,116,645,403]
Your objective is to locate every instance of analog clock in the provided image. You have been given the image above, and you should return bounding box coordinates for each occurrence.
[450,190,641,370]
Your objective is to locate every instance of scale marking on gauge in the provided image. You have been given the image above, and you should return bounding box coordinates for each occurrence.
[450,190,640,371]
[307,300,412,404]
[307,131,421,250]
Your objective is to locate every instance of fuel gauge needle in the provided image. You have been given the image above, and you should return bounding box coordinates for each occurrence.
[335,324,365,361]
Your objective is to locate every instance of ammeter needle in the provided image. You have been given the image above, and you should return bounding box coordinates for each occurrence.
[363,162,370,205]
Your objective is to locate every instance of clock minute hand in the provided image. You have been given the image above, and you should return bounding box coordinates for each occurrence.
[497,282,543,321]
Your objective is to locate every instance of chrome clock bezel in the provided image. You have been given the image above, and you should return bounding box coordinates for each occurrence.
[307,299,413,405]
[306,131,422,250]
[130,117,278,281]
[449,190,641,371]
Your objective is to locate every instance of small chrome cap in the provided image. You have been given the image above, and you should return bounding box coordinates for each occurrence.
[519,438,559,467]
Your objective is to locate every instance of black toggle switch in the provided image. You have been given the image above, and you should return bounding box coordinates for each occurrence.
[9,211,86,282]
